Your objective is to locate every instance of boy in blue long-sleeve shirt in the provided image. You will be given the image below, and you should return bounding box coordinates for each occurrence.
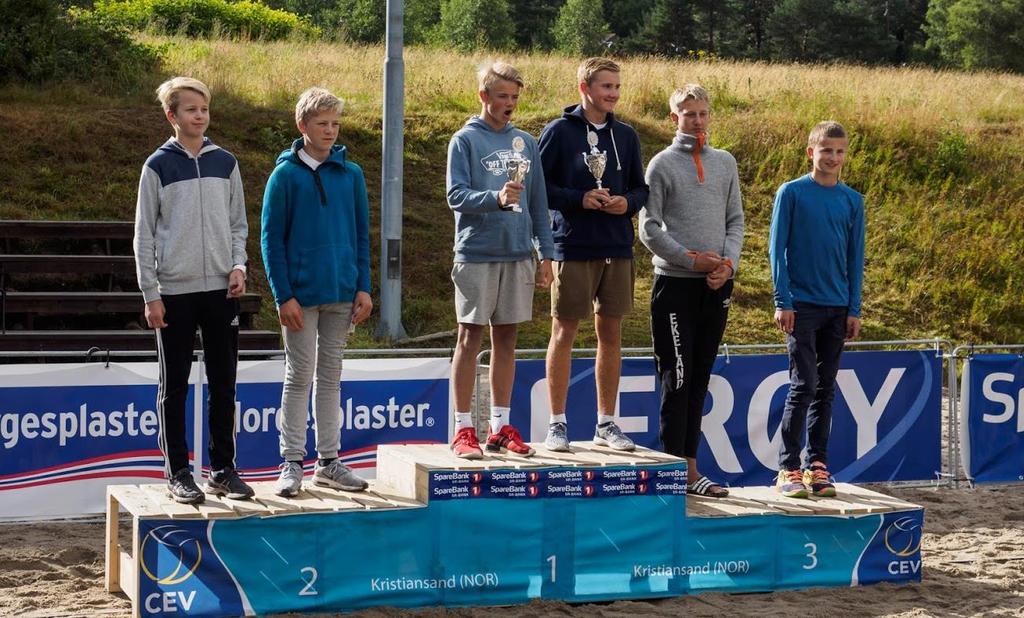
[769,121,865,499]
[261,87,372,497]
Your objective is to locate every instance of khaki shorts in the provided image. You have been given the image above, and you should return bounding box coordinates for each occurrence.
[550,258,635,319]
[452,259,535,325]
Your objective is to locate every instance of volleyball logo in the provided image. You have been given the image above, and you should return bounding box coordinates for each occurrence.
[884,517,922,557]
[140,525,203,585]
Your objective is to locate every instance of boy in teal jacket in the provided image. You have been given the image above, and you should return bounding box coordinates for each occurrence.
[261,87,372,497]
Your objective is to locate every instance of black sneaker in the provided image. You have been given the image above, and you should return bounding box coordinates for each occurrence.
[207,466,255,500]
[168,468,205,505]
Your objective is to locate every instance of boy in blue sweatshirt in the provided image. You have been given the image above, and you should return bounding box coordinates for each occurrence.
[261,87,372,497]
[770,121,865,499]
[538,57,649,453]
[134,76,251,505]
[447,61,555,460]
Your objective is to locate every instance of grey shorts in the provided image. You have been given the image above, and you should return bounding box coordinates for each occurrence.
[452,259,535,325]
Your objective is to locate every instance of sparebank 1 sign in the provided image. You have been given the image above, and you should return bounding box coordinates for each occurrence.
[510,350,941,485]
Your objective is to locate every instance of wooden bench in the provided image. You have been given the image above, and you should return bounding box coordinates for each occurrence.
[0,291,262,328]
[0,329,280,352]
[0,220,135,255]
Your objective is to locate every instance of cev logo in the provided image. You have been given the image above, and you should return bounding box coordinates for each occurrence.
[140,525,202,585]
[884,516,922,557]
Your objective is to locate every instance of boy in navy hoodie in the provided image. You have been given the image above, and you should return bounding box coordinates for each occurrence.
[447,61,555,459]
[262,87,372,497]
[134,76,252,504]
[538,57,649,453]
[770,121,865,499]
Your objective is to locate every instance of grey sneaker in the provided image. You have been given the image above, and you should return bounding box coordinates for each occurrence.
[313,459,368,492]
[593,421,635,451]
[275,461,304,497]
[544,422,570,452]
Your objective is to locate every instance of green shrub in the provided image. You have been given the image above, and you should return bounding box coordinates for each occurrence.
[91,0,318,40]
[0,0,158,87]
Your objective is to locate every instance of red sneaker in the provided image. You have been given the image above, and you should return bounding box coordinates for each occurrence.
[451,427,483,459]
[485,425,535,457]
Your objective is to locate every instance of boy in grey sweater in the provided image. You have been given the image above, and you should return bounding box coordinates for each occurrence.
[134,76,252,504]
[639,83,744,498]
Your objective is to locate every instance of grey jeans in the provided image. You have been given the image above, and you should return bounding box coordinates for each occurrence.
[279,302,353,461]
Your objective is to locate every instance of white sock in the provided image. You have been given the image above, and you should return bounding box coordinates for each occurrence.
[597,413,615,426]
[550,413,567,425]
[490,406,510,434]
[454,412,474,431]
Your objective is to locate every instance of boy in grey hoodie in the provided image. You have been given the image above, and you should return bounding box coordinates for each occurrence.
[446,61,555,460]
[639,84,744,498]
[134,77,252,504]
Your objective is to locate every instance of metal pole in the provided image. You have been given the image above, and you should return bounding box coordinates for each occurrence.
[376,0,408,341]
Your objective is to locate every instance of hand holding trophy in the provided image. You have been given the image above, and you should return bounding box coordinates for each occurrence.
[582,129,607,190]
[502,135,529,213]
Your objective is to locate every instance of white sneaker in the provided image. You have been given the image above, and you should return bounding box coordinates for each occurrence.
[275,461,304,497]
[593,422,635,451]
[313,459,368,492]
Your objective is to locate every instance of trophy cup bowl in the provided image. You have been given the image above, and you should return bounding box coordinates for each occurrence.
[503,157,530,213]
[583,151,607,190]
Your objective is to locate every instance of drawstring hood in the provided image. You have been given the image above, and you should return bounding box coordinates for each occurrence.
[674,132,706,184]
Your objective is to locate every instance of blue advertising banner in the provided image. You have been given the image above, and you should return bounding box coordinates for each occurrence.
[510,351,942,486]
[0,358,451,519]
[961,354,1024,483]
[0,363,192,519]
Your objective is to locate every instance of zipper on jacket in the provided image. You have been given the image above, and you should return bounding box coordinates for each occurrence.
[194,153,208,281]
[312,168,327,206]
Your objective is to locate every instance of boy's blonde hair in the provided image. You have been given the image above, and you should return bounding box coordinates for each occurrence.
[156,77,211,114]
[808,121,847,147]
[577,57,620,86]
[478,61,524,93]
[295,87,344,126]
[669,84,710,112]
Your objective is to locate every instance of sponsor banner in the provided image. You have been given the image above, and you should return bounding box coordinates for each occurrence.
[427,463,688,501]
[0,359,451,519]
[131,495,922,615]
[960,354,1024,483]
[511,351,942,486]
[224,359,451,482]
[0,363,194,519]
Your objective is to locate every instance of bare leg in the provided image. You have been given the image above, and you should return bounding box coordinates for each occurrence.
[452,323,484,413]
[545,317,580,415]
[489,323,518,408]
[594,313,623,416]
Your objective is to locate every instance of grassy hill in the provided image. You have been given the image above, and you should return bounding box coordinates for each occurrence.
[2,37,1023,349]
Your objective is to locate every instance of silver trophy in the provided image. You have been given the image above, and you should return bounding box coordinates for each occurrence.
[502,136,529,213]
[582,129,607,189]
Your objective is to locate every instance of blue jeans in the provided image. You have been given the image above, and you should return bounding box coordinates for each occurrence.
[778,302,847,470]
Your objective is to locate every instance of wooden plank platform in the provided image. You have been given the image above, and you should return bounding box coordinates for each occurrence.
[686,483,912,518]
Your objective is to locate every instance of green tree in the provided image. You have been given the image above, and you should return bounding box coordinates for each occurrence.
[925,0,1024,72]
[625,0,695,56]
[337,0,384,43]
[603,0,653,42]
[512,0,560,50]
[435,0,514,52]
[551,0,611,56]
[718,0,776,59]
[766,0,900,63]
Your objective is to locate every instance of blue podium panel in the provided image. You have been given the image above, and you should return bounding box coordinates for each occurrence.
[110,446,923,617]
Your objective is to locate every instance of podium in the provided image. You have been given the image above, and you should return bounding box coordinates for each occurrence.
[105,443,923,617]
